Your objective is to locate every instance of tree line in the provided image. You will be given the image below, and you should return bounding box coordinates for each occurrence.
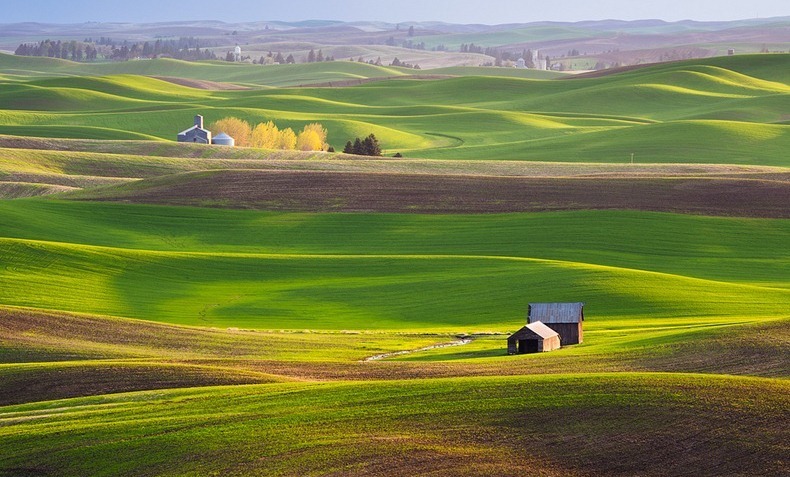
[209,118,330,151]
[343,135,382,156]
[15,37,217,62]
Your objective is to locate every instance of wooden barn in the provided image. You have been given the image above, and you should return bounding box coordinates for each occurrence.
[528,303,584,345]
[508,321,561,354]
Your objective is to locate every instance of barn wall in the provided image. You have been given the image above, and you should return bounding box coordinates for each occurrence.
[542,335,561,352]
[507,339,518,355]
[546,323,582,345]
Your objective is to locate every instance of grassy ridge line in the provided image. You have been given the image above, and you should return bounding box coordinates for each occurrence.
[1,305,787,407]
[1,201,786,285]
[0,53,412,86]
[0,373,786,476]
[3,136,787,175]
[3,305,787,374]
[0,236,786,330]
[0,360,286,406]
[0,182,76,198]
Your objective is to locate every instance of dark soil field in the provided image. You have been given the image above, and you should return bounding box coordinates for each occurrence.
[69,169,790,217]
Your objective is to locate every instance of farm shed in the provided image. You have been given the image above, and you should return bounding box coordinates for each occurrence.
[528,303,584,345]
[177,115,212,144]
[508,321,561,354]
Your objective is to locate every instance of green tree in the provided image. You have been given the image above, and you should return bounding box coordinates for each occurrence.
[363,134,382,156]
[352,138,364,155]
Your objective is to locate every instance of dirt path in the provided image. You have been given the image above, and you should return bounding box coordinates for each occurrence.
[363,338,473,362]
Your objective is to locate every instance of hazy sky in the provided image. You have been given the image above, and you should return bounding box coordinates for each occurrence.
[4,0,788,24]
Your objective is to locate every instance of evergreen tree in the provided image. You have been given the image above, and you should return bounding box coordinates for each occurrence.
[408,26,415,37]
[343,141,354,154]
[352,138,364,155]
[363,134,382,156]
[308,49,316,63]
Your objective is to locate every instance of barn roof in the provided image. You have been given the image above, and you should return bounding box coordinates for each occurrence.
[178,125,210,136]
[525,321,559,339]
[529,303,584,324]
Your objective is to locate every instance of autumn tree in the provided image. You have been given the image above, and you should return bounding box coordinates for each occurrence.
[296,123,329,151]
[278,127,297,150]
[296,129,322,151]
[251,121,280,149]
[209,117,252,147]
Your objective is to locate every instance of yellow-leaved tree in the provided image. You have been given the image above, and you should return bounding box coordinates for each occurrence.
[278,128,297,150]
[251,121,280,149]
[209,117,252,147]
[296,123,329,151]
[296,130,322,151]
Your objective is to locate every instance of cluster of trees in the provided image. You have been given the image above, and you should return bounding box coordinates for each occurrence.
[254,52,295,65]
[460,43,486,54]
[389,58,421,69]
[239,49,335,65]
[15,40,98,61]
[384,37,427,50]
[348,57,419,69]
[342,134,382,156]
[15,37,217,62]
[306,49,336,63]
[209,118,330,151]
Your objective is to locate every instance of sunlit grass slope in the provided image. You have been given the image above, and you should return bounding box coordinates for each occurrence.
[0,200,786,330]
[0,54,786,163]
[0,374,786,476]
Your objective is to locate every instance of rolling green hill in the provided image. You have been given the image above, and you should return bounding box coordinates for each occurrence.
[0,53,410,87]
[0,51,788,476]
[0,200,786,330]
[0,54,786,164]
[0,373,786,476]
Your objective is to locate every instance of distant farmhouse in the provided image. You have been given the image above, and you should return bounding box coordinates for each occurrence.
[528,302,584,345]
[515,50,548,70]
[508,321,561,354]
[177,115,234,146]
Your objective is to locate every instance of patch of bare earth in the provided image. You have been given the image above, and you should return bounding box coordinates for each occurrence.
[72,169,790,218]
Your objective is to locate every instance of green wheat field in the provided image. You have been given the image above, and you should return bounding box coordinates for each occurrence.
[0,51,787,476]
